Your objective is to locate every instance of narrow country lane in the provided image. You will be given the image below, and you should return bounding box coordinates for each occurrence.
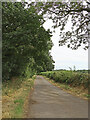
[27,76,88,118]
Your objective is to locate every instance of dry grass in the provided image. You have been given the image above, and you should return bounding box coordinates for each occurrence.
[2,76,35,118]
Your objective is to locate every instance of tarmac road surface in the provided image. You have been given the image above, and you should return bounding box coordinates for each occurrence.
[27,76,88,118]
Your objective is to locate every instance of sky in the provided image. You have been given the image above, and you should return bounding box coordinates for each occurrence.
[43,19,88,70]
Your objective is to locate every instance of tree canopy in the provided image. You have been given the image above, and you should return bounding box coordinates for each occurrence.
[2,2,54,81]
[30,1,90,50]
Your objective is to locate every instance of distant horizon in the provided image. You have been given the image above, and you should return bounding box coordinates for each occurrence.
[53,64,88,70]
[53,68,89,70]
[53,65,88,71]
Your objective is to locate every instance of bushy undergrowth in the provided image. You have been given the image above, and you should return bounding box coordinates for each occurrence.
[41,71,89,88]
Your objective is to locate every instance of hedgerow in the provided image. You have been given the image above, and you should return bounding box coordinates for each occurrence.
[41,71,89,88]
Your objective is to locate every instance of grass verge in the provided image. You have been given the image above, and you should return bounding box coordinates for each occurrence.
[43,76,88,100]
[2,75,36,118]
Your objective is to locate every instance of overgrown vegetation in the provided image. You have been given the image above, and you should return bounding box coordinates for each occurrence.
[40,70,89,98]
[2,76,36,118]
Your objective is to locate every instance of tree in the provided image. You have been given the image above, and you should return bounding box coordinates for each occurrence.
[2,2,54,81]
[30,1,90,50]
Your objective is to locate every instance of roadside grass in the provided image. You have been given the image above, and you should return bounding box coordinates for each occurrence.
[2,75,36,118]
[13,99,24,117]
[42,75,88,100]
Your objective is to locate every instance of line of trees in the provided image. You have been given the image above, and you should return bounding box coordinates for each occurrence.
[2,2,54,81]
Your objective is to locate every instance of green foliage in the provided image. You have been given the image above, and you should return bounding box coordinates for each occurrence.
[2,2,54,81]
[41,70,89,88]
[14,98,24,117]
